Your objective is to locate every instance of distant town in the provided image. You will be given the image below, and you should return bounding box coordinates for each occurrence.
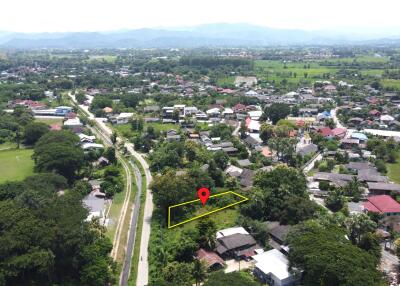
[1,46,400,286]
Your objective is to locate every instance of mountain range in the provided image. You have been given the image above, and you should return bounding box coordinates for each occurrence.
[0,23,399,49]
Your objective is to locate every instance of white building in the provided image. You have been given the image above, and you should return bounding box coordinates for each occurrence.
[82,143,104,150]
[216,226,249,239]
[110,113,133,124]
[253,249,298,286]
[64,118,82,127]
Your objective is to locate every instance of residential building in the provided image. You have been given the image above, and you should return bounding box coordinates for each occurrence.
[253,249,298,286]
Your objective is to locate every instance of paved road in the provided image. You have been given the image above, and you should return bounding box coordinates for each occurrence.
[69,92,154,285]
[120,161,143,286]
[232,121,241,137]
[126,143,153,286]
[87,125,132,261]
[331,108,344,129]
[302,152,322,174]
[68,93,133,261]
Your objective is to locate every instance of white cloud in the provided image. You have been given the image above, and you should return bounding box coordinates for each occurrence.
[1,0,400,32]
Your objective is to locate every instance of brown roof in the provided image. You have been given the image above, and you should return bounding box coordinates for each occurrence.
[215,233,257,255]
[367,182,400,192]
[196,249,224,268]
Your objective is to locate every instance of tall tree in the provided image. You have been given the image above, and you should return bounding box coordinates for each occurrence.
[197,217,217,249]
[287,222,383,286]
[193,259,207,286]
[263,103,291,124]
[33,130,84,181]
[24,122,49,145]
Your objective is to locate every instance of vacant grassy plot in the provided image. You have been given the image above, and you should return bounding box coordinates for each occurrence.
[217,76,235,86]
[35,117,63,126]
[113,122,178,138]
[333,55,390,64]
[382,79,400,90]
[166,207,239,242]
[88,55,117,63]
[387,153,400,184]
[0,148,34,183]
[254,60,338,84]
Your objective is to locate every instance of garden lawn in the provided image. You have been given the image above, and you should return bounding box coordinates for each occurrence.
[0,148,34,183]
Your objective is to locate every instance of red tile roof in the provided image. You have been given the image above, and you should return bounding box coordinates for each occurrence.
[363,195,400,213]
[245,117,252,128]
[221,88,235,94]
[332,127,347,138]
[369,109,381,116]
[233,103,246,112]
[50,124,62,131]
[317,127,333,137]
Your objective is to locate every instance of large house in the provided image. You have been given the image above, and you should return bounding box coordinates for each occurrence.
[214,227,260,260]
[253,249,298,286]
[109,113,133,124]
[363,195,400,229]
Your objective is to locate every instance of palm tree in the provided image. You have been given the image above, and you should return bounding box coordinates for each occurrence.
[193,259,207,286]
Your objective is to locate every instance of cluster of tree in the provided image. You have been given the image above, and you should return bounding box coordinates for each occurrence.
[149,218,218,286]
[0,83,46,105]
[100,165,124,197]
[151,162,225,221]
[259,124,298,164]
[310,132,340,151]
[33,130,85,182]
[323,176,365,212]
[367,137,398,173]
[261,103,291,124]
[0,107,40,146]
[0,174,116,285]
[240,166,319,224]
[149,140,212,172]
[287,217,383,286]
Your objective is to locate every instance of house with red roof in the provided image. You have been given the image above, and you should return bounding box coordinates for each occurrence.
[233,103,247,113]
[363,195,400,229]
[220,88,235,94]
[332,127,347,139]
[369,109,381,117]
[317,127,333,138]
[49,124,62,131]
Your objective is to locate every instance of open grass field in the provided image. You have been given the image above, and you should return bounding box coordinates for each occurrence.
[88,55,117,63]
[331,55,390,64]
[0,142,17,151]
[166,207,239,242]
[35,117,63,126]
[382,79,400,90]
[254,60,338,84]
[217,76,235,86]
[0,148,34,183]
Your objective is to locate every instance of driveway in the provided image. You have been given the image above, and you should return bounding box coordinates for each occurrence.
[224,259,254,273]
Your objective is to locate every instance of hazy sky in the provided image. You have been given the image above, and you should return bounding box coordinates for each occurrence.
[2,0,400,32]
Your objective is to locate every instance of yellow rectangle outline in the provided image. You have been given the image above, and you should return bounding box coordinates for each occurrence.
[168,191,249,229]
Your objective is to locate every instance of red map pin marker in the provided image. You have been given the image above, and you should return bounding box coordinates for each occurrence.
[198,187,210,206]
